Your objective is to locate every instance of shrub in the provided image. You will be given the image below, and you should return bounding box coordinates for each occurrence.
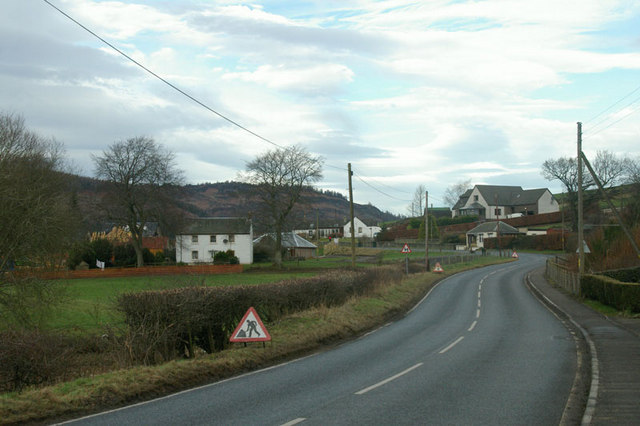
[113,243,136,267]
[581,274,640,312]
[214,250,238,265]
[602,267,640,283]
[116,265,403,362]
[0,329,74,391]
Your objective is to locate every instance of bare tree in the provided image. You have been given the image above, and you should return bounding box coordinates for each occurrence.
[443,179,472,207]
[412,184,427,216]
[93,137,183,267]
[623,156,640,226]
[0,113,77,272]
[244,145,323,267]
[541,150,626,230]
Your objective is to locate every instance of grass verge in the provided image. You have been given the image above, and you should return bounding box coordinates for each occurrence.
[0,257,511,425]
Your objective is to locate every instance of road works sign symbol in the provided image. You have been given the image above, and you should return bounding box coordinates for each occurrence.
[401,243,412,254]
[433,262,444,273]
[512,251,519,259]
[230,307,271,343]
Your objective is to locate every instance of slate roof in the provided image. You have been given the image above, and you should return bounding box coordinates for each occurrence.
[179,217,252,235]
[467,221,521,235]
[253,232,317,248]
[474,185,549,206]
[452,189,473,210]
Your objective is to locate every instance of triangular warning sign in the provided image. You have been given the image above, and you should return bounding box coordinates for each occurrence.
[230,307,271,343]
[511,251,519,259]
[401,243,411,253]
[433,262,444,273]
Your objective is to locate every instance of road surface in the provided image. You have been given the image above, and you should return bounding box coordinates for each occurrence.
[69,254,576,425]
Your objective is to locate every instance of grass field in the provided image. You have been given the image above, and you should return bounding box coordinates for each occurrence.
[47,271,318,332]
[9,249,477,333]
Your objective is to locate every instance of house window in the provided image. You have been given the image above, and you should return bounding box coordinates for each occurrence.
[192,235,198,243]
[210,235,216,243]
[474,195,479,201]
[479,235,484,243]
[191,251,198,260]
[495,208,502,216]
[358,227,363,234]
[229,234,235,242]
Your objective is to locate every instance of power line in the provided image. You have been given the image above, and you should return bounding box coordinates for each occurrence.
[583,99,640,140]
[585,83,640,125]
[42,0,283,149]
[353,173,411,202]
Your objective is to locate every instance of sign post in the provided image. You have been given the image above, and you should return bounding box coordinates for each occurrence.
[401,243,412,275]
[230,307,271,347]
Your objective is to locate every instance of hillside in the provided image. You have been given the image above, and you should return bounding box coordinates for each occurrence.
[71,176,399,234]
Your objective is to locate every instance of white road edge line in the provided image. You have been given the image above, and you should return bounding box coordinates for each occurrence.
[281,418,306,426]
[476,308,481,318]
[439,336,464,354]
[355,363,423,395]
[526,272,599,425]
[468,320,477,332]
[477,299,481,308]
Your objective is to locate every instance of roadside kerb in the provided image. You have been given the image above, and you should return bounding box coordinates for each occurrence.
[525,270,596,425]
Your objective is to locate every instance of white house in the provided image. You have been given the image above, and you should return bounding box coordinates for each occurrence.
[452,185,559,219]
[343,217,381,239]
[466,221,521,249]
[176,217,253,264]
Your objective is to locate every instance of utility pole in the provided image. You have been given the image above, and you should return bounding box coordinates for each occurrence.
[316,209,319,259]
[348,163,356,268]
[577,122,584,278]
[425,191,429,271]
[495,193,501,257]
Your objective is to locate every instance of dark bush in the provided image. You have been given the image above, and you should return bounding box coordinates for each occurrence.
[113,243,136,267]
[603,267,640,283]
[116,265,403,362]
[214,250,238,265]
[0,329,74,391]
[90,238,113,267]
[582,274,640,312]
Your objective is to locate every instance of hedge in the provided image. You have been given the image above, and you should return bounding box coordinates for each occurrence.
[602,266,640,283]
[581,274,640,312]
[116,266,402,363]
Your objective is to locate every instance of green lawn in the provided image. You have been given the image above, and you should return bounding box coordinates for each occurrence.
[48,271,317,332]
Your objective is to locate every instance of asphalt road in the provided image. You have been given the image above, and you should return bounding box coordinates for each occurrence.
[67,254,576,425]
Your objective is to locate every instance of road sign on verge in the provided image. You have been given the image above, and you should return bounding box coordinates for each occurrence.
[401,243,412,254]
[230,307,271,343]
[433,262,444,273]
[511,251,519,259]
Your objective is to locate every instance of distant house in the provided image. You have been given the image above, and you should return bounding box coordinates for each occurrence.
[466,221,520,249]
[253,232,317,260]
[293,221,343,239]
[176,217,253,264]
[452,185,559,220]
[343,217,381,239]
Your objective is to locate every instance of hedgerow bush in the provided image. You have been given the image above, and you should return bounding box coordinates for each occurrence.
[581,274,640,312]
[603,267,640,283]
[116,266,402,363]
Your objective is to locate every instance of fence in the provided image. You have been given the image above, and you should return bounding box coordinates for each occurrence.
[545,257,580,295]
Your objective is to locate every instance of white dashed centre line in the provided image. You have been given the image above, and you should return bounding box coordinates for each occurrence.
[281,418,306,426]
[468,320,477,331]
[355,363,423,395]
[439,336,464,354]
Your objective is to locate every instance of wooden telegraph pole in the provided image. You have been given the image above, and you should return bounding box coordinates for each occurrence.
[425,191,429,271]
[348,163,356,268]
[577,122,584,278]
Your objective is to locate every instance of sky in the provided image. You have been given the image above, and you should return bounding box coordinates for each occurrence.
[2,0,640,215]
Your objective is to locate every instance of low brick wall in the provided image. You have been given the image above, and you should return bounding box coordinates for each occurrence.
[25,264,243,280]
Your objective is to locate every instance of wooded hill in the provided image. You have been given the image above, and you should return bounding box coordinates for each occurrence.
[71,175,399,235]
